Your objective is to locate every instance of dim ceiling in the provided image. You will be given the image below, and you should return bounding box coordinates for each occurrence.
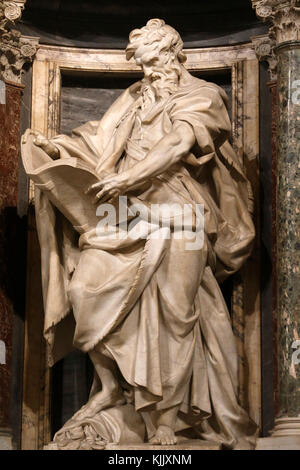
[20,0,267,48]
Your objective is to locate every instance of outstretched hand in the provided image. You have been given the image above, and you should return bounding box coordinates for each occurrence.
[86,173,129,204]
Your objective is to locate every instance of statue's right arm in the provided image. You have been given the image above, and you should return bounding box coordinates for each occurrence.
[23,129,60,160]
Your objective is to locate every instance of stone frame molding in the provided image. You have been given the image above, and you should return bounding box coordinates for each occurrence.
[251,34,278,81]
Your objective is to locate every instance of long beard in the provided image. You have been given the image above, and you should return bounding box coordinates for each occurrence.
[140,59,180,106]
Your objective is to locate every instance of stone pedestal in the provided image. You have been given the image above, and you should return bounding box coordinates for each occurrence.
[0,428,13,450]
[44,439,221,451]
[256,434,300,450]
[105,440,221,451]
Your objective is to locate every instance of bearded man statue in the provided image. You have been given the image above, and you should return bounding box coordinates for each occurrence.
[21,19,258,450]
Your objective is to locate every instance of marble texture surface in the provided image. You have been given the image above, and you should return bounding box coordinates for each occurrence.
[60,76,136,136]
[269,80,279,417]
[276,41,300,419]
[256,435,300,450]
[0,80,23,432]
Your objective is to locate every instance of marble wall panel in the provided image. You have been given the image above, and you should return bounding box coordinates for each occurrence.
[0,80,23,438]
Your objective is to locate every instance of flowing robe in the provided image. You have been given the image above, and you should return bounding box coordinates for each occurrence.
[22,73,257,447]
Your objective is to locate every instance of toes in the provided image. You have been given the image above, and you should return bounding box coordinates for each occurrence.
[149,427,177,446]
[149,437,159,445]
[163,433,177,446]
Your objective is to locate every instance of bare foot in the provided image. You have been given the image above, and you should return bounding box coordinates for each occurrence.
[149,425,177,445]
[73,388,125,421]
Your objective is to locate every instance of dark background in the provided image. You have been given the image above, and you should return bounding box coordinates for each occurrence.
[20,0,268,48]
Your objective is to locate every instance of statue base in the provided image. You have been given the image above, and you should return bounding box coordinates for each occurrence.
[44,439,221,451]
[105,440,221,450]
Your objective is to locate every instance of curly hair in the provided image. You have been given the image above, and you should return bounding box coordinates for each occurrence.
[126,18,186,63]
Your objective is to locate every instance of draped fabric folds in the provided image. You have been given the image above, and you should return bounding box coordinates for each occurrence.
[21,73,257,448]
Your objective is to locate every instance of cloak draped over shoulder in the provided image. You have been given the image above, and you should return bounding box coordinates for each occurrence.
[22,73,257,447]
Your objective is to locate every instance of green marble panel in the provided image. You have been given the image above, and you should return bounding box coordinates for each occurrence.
[276,41,300,417]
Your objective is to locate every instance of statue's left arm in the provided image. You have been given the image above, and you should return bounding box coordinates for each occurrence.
[126,121,195,184]
[89,84,231,203]
[89,120,195,202]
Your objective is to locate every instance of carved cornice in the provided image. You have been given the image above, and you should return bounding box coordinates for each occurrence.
[0,1,38,83]
[251,34,278,81]
[252,1,300,43]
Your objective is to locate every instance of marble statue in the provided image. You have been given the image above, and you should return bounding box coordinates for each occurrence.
[21,19,257,450]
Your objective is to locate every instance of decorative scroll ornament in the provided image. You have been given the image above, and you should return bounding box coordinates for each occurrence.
[4,2,22,22]
[0,1,38,83]
[251,34,278,81]
[255,4,273,18]
[252,1,300,43]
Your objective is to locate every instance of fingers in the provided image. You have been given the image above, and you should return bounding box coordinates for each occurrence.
[93,188,106,203]
[93,187,120,204]
[33,134,50,149]
[22,129,41,145]
[35,135,52,147]
[94,185,117,203]
[21,129,31,144]
[33,135,44,146]
[85,174,126,203]
[85,181,104,195]
[85,177,114,196]
[86,172,120,195]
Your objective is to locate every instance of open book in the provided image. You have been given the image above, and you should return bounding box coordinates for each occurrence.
[21,133,101,233]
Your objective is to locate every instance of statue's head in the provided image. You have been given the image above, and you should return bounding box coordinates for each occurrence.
[126,19,186,99]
